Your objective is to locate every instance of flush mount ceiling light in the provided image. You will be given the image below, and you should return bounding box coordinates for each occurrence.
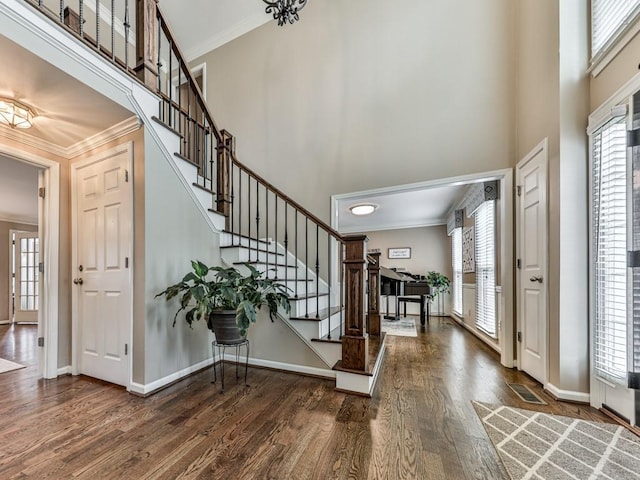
[0,98,35,129]
[263,0,309,26]
[349,204,378,216]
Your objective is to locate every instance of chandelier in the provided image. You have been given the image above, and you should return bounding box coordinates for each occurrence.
[263,0,309,26]
[0,97,35,129]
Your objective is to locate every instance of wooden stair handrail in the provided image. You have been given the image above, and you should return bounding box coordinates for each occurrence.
[230,153,345,244]
[155,6,222,144]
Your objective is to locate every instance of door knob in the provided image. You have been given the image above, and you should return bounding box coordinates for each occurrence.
[529,276,543,283]
[73,278,84,285]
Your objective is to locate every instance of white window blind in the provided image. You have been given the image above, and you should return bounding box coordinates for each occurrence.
[592,0,640,59]
[592,117,628,382]
[475,201,496,337]
[452,228,463,316]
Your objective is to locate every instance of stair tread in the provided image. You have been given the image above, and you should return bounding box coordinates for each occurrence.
[311,325,342,344]
[291,292,329,300]
[332,332,386,376]
[220,245,285,257]
[289,306,342,321]
[235,261,297,269]
[151,116,184,139]
[221,230,270,246]
[192,182,215,195]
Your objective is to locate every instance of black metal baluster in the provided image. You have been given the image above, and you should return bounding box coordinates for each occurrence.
[238,168,243,245]
[295,210,298,299]
[184,77,189,156]
[340,242,344,339]
[315,225,319,319]
[59,0,64,22]
[209,129,215,194]
[178,61,182,137]
[168,42,173,129]
[79,0,84,36]
[305,217,308,318]
[265,187,269,278]
[157,21,162,120]
[230,161,234,235]
[248,174,252,250]
[96,0,100,50]
[125,0,130,69]
[274,195,278,280]
[39,0,43,8]
[327,235,331,339]
[255,180,260,263]
[111,0,115,61]
[284,202,288,286]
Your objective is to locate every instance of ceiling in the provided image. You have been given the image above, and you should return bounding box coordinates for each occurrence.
[158,0,271,61]
[0,155,39,225]
[0,34,134,150]
[335,182,470,234]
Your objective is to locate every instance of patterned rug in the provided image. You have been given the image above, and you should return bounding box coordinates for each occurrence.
[473,401,640,480]
[0,357,25,374]
[381,317,417,337]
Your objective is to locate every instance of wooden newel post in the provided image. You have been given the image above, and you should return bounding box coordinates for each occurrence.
[367,252,381,336]
[341,235,369,372]
[135,0,159,90]
[217,129,234,227]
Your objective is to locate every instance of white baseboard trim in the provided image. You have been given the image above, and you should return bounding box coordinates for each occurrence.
[129,357,214,396]
[221,353,336,379]
[546,382,590,404]
[0,320,10,325]
[57,365,72,376]
[128,356,335,396]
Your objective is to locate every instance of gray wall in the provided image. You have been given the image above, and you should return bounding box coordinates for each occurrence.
[194,0,517,222]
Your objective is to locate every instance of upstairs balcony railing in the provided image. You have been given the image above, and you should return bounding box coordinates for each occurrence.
[22,0,380,372]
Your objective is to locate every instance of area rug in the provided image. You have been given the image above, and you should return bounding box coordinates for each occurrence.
[0,358,25,374]
[381,317,417,337]
[473,401,640,480]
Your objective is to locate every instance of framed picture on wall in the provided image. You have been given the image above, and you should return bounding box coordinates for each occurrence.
[388,247,411,259]
[462,227,475,273]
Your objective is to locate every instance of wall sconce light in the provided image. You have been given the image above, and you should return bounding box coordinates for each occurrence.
[0,97,36,129]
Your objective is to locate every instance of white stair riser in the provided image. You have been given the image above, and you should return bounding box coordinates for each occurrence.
[222,247,283,265]
[289,295,329,316]
[289,311,343,339]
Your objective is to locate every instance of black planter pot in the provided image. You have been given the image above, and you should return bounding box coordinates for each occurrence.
[208,310,245,345]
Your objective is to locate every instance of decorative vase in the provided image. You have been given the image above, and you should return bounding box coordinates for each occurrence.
[208,310,245,344]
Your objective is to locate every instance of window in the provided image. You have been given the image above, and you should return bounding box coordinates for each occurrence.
[592,116,628,382]
[452,228,463,316]
[475,201,496,337]
[592,0,640,60]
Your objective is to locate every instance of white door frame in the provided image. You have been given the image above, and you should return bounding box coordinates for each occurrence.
[0,143,60,379]
[70,142,134,389]
[515,138,549,385]
[330,168,515,368]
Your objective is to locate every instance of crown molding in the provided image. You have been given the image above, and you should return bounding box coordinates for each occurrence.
[184,12,271,61]
[0,214,38,226]
[0,115,140,159]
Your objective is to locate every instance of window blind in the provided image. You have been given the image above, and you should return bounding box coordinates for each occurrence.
[592,0,640,59]
[475,201,496,337]
[592,117,628,382]
[452,228,463,316]
[630,91,640,377]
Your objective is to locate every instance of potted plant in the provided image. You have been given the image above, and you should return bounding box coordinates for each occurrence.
[425,271,451,316]
[155,260,291,344]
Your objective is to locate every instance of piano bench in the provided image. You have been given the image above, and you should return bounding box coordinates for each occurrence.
[396,295,430,326]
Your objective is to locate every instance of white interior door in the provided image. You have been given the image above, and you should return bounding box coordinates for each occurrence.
[73,147,132,387]
[516,140,548,385]
[14,231,39,323]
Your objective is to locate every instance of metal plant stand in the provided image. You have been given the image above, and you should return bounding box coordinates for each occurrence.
[211,338,250,393]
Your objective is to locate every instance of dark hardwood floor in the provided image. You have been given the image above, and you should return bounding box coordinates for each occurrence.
[0,319,610,479]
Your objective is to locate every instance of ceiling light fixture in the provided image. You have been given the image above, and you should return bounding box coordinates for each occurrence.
[349,204,378,216]
[0,98,35,129]
[263,0,309,26]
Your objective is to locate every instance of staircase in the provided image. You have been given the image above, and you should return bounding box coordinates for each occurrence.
[20,0,386,396]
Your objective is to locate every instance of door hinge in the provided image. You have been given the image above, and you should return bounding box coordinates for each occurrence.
[125,257,129,268]
[38,337,45,347]
[125,343,128,355]
[516,258,521,269]
[38,262,44,274]
[125,170,129,182]
[516,185,522,197]
[38,187,46,198]
[517,331,522,343]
